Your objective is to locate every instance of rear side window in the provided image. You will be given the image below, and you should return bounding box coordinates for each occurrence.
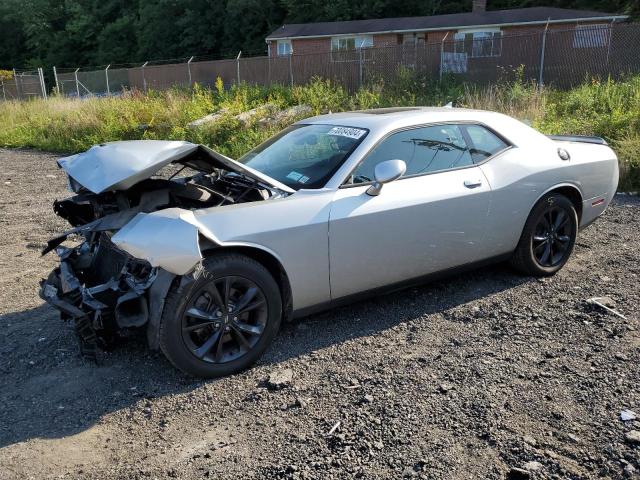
[464,124,509,163]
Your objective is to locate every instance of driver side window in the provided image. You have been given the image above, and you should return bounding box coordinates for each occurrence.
[349,124,473,184]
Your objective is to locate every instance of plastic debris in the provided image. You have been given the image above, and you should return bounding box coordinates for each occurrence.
[621,409,637,421]
[327,421,341,435]
[586,297,627,319]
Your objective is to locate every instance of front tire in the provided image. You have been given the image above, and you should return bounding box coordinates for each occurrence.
[511,193,578,276]
[159,253,282,378]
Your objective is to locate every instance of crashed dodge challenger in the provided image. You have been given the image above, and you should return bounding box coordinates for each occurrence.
[40,107,619,377]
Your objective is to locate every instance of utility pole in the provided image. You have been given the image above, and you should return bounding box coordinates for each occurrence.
[74,68,80,98]
[53,66,60,95]
[289,48,294,87]
[38,68,47,99]
[187,56,194,86]
[236,51,242,85]
[105,64,111,95]
[439,32,449,81]
[538,18,550,86]
[13,68,21,99]
[141,61,149,92]
[606,19,614,68]
[358,39,365,88]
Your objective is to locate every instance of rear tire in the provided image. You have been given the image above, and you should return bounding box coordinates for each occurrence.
[159,253,282,378]
[510,193,578,276]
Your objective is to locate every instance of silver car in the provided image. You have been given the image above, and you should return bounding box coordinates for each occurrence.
[40,107,619,377]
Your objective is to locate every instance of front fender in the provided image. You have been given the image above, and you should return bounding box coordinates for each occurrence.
[112,208,205,275]
[112,189,334,311]
[111,207,288,277]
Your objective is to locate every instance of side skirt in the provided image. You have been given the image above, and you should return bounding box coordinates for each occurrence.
[292,253,512,320]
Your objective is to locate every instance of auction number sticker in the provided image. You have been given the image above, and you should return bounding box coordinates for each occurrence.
[328,127,366,139]
[286,171,303,181]
[287,171,311,184]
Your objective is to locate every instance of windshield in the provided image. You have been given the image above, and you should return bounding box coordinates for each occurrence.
[236,124,368,189]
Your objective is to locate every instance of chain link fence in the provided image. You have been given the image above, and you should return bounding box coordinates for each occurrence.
[3,22,640,101]
[1,68,47,100]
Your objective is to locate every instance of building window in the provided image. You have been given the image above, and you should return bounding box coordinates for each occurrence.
[441,52,468,73]
[333,37,356,51]
[573,24,609,48]
[331,35,373,61]
[402,33,425,67]
[454,30,502,58]
[277,40,292,56]
[331,35,373,51]
[402,33,425,46]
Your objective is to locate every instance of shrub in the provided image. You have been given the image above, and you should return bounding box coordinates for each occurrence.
[351,85,382,110]
[536,76,640,139]
[0,74,639,191]
[614,136,640,192]
[292,77,350,114]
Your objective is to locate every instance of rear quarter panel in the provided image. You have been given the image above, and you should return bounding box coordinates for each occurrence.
[478,121,618,257]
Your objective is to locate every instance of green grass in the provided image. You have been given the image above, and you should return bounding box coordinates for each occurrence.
[1,72,639,191]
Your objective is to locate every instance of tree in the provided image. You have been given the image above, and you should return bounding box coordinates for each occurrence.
[0,0,634,70]
[222,0,286,56]
[175,0,227,57]
[137,0,192,61]
[280,0,466,23]
[96,15,139,65]
[0,0,28,68]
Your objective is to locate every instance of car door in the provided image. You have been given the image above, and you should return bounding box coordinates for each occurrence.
[328,123,492,300]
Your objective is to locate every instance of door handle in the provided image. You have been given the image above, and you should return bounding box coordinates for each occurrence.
[463,179,483,188]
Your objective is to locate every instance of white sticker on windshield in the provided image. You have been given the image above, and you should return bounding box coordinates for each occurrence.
[328,126,366,139]
[286,171,303,181]
[298,175,310,184]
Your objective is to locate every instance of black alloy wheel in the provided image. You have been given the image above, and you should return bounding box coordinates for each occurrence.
[159,253,282,378]
[511,193,578,276]
[181,275,267,363]
[531,206,573,267]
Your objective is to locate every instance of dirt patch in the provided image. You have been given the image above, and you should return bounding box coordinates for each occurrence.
[0,148,638,479]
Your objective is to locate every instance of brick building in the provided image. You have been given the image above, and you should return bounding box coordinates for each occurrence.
[265,3,628,75]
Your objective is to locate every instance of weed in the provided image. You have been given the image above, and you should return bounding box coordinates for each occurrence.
[1,73,638,190]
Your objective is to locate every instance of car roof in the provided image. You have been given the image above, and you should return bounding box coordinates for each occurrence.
[297,107,507,134]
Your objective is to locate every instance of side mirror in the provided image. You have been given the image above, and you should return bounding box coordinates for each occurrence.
[366,159,406,196]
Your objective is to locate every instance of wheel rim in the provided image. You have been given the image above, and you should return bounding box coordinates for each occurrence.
[532,206,573,267]
[181,276,268,364]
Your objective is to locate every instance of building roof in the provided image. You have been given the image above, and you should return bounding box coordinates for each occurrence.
[266,7,628,41]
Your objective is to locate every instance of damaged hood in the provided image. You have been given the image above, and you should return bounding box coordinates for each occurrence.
[58,140,294,194]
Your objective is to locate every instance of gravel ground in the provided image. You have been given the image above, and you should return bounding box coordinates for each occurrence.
[0,148,639,480]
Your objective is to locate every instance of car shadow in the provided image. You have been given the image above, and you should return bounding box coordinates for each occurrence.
[0,262,528,449]
[266,261,528,364]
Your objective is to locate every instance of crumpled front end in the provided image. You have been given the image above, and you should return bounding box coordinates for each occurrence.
[39,233,175,358]
[40,140,287,360]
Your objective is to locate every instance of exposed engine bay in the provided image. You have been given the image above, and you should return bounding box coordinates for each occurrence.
[54,172,272,228]
[39,141,288,359]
